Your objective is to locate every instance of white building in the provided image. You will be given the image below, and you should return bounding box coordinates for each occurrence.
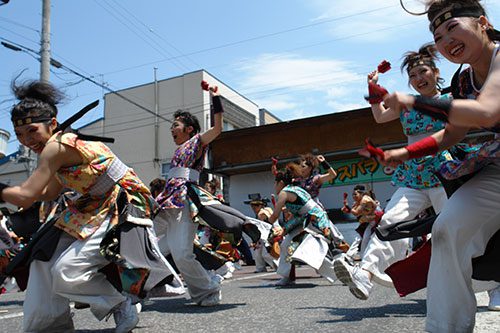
[0,70,276,187]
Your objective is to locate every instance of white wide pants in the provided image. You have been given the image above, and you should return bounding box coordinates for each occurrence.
[361,186,447,286]
[426,162,500,333]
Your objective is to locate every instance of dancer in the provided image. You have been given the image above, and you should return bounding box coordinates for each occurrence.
[342,185,383,260]
[0,80,174,332]
[381,1,500,330]
[333,44,452,301]
[154,82,224,306]
[297,154,337,207]
[244,194,277,273]
[269,163,338,286]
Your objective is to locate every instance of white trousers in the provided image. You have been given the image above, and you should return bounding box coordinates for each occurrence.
[24,218,125,332]
[426,163,500,333]
[154,207,220,303]
[276,228,302,278]
[361,186,447,286]
[253,240,278,271]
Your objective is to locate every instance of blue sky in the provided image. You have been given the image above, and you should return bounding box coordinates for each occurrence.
[1,0,499,154]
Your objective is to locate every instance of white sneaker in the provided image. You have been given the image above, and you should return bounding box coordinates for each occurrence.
[333,258,372,300]
[148,283,186,298]
[199,289,222,307]
[274,277,295,287]
[488,287,500,311]
[114,297,139,333]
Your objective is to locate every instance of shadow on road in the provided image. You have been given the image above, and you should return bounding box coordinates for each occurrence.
[299,299,426,323]
[240,282,318,289]
[142,297,246,314]
[0,300,23,307]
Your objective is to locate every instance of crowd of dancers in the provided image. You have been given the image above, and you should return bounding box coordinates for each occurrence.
[0,0,499,332]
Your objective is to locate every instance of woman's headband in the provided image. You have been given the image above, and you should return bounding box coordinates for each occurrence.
[430,6,483,33]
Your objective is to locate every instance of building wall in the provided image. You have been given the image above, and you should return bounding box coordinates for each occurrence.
[100,70,260,184]
[228,171,397,217]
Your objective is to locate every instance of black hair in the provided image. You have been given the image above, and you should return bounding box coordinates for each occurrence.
[401,43,445,88]
[299,153,319,169]
[353,184,366,192]
[275,163,302,185]
[173,110,201,137]
[426,0,499,41]
[11,80,63,122]
[149,177,166,198]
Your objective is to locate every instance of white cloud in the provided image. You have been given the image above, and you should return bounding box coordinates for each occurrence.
[256,96,298,111]
[237,53,363,94]
[234,53,366,120]
[327,100,366,113]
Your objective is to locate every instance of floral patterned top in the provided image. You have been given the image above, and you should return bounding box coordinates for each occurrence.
[156,134,207,212]
[49,132,155,240]
[282,185,330,233]
[299,173,321,199]
[392,94,452,189]
[440,49,500,178]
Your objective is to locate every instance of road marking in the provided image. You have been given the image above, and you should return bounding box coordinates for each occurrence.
[0,311,23,320]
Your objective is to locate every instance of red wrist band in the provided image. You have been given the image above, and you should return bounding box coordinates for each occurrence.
[405,136,439,159]
[365,82,389,104]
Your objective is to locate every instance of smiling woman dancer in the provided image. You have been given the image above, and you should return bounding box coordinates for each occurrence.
[379,1,500,331]
[333,43,452,301]
[0,81,173,332]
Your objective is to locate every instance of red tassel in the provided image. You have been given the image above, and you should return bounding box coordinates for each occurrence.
[377,60,391,74]
[343,192,348,200]
[201,80,210,91]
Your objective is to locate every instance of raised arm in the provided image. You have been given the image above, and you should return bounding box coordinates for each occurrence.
[314,155,337,185]
[367,70,400,124]
[200,87,224,146]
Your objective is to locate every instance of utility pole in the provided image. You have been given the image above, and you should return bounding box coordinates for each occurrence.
[40,0,51,82]
[153,67,160,168]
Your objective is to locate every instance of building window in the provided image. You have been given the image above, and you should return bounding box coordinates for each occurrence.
[161,162,171,179]
[223,121,235,131]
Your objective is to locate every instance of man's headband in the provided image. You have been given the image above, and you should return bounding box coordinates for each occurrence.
[430,6,483,33]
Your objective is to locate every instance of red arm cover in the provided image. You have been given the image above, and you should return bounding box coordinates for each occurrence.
[365,82,389,104]
[405,136,439,159]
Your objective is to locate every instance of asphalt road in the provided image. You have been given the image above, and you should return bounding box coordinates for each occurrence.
[1,265,498,333]
[1,222,498,332]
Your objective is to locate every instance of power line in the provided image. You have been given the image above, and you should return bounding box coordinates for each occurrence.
[101,4,400,76]
[1,36,172,124]
[93,0,191,73]
[0,16,40,34]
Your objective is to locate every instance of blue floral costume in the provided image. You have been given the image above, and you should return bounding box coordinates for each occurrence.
[392,94,452,189]
[281,185,330,234]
